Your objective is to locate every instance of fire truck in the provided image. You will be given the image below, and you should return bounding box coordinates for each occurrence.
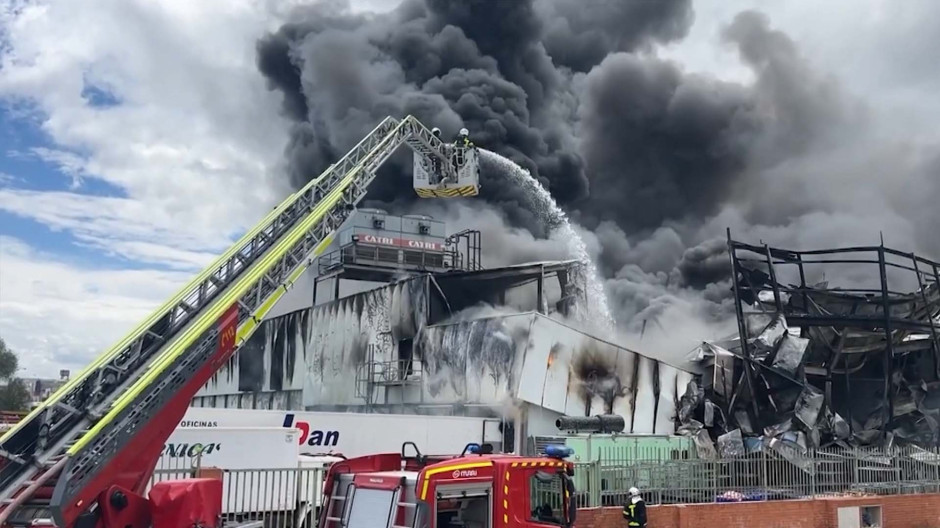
[0,116,484,528]
[318,443,576,528]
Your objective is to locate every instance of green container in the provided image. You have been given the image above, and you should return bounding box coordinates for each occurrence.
[562,434,703,503]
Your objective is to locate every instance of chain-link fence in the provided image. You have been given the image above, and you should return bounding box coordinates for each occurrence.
[571,445,940,507]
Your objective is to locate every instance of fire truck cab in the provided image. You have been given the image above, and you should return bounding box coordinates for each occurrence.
[318,444,576,528]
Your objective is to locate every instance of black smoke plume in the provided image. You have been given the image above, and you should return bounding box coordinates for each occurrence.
[257,1,940,360]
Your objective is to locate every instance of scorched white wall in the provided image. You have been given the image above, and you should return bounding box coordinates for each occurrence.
[195,279,693,435]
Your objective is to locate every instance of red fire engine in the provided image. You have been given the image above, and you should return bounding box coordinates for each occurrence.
[319,443,577,528]
[0,116,486,528]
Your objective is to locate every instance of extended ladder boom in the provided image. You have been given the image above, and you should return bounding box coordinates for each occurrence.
[0,116,465,528]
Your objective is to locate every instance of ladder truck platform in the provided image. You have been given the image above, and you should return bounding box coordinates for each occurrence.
[0,116,482,528]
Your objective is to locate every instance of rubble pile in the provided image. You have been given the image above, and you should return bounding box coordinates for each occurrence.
[676,239,940,460]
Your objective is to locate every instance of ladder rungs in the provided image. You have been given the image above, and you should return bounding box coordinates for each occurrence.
[397,503,416,508]
[330,495,346,501]
[325,517,342,522]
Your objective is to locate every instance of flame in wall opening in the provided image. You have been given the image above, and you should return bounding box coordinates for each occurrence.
[547,343,562,368]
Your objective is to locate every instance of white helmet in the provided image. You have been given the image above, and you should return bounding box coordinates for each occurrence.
[431,127,441,136]
[458,127,469,137]
[629,487,640,497]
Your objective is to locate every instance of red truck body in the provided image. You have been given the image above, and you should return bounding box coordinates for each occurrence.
[318,448,576,528]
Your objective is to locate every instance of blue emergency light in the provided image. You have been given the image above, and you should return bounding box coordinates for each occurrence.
[544,445,573,459]
[466,443,482,454]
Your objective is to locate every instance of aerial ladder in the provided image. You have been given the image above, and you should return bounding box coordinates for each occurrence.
[0,116,480,528]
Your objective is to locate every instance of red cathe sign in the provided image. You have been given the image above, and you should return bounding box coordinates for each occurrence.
[356,234,442,251]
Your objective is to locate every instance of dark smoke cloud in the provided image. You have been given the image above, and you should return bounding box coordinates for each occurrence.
[577,54,757,231]
[538,0,694,72]
[256,0,693,229]
[257,2,940,359]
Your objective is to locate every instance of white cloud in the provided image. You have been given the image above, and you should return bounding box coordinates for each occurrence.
[0,0,295,238]
[29,147,88,189]
[0,0,396,375]
[656,0,940,141]
[0,188,224,269]
[0,0,299,374]
[0,236,190,376]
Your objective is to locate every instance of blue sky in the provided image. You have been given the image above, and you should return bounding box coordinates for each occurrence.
[0,102,138,268]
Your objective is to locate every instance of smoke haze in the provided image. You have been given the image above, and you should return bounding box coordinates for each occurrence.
[256,0,940,361]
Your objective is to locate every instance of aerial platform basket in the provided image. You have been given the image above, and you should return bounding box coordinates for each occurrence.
[412,143,480,198]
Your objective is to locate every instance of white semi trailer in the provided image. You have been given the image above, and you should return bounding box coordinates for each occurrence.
[176,407,504,457]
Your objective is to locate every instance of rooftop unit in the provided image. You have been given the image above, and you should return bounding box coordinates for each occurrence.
[313,209,482,302]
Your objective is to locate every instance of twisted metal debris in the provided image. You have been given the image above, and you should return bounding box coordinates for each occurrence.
[679,232,940,462]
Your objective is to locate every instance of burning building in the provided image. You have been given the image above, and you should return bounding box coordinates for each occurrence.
[193,209,695,451]
[678,232,940,459]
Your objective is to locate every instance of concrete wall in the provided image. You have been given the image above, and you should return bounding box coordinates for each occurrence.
[577,494,940,528]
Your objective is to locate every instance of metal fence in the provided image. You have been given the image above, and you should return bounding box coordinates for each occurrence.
[571,445,940,507]
[147,444,940,525]
[150,467,327,528]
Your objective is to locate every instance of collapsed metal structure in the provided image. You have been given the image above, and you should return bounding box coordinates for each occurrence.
[679,230,940,459]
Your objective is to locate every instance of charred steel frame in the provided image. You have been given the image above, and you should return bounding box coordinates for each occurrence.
[726,228,940,440]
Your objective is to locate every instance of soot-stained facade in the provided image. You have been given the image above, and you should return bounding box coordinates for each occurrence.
[194,261,694,438]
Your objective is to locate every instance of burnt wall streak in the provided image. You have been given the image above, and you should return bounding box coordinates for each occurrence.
[269,316,286,391]
[196,269,691,437]
[200,275,429,398]
[573,343,626,415]
[238,331,265,393]
[418,316,519,401]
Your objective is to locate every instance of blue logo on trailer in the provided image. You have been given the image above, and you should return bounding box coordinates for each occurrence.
[282,414,340,447]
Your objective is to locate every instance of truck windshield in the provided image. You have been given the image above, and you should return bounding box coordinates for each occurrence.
[436,494,489,528]
[347,488,395,528]
[529,471,566,526]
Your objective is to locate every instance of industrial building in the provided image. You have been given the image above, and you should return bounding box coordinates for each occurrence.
[193,208,695,452]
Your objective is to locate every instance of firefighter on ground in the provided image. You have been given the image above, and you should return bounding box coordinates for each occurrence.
[622,487,647,528]
[454,127,474,148]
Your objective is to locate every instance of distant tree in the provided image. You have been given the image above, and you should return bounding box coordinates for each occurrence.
[0,380,30,412]
[0,337,31,412]
[0,337,17,379]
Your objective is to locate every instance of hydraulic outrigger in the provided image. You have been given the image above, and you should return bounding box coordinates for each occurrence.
[0,116,481,528]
